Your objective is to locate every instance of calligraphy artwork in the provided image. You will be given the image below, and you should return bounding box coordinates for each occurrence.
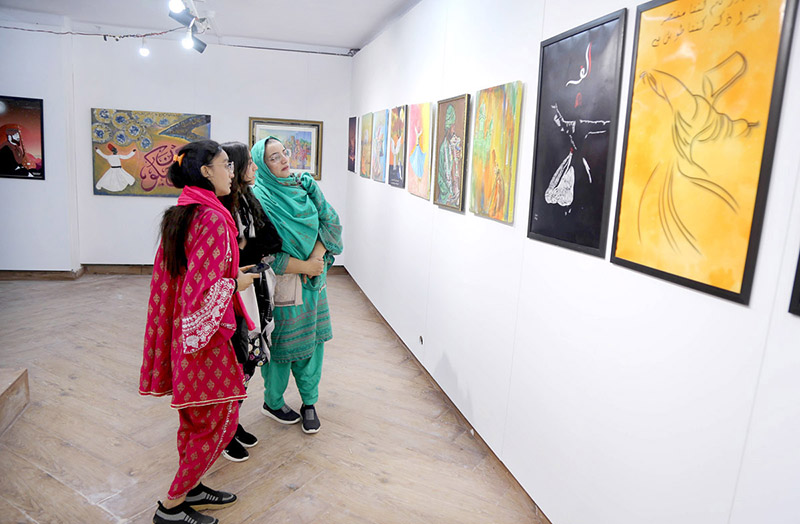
[470,81,524,223]
[348,116,357,172]
[612,0,798,303]
[388,105,407,188]
[406,102,434,200]
[91,108,210,196]
[371,109,388,183]
[433,94,470,211]
[250,117,323,180]
[0,95,44,180]
[360,112,373,178]
[528,11,626,256]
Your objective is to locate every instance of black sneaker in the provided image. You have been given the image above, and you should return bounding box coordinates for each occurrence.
[300,404,320,434]
[184,483,237,511]
[261,402,301,424]
[235,424,258,447]
[153,501,218,524]
[221,437,249,462]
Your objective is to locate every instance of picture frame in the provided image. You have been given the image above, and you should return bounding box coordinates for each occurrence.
[406,102,435,200]
[790,250,800,315]
[348,116,357,172]
[610,0,798,304]
[371,109,388,182]
[360,112,373,178]
[433,93,470,211]
[388,105,407,188]
[0,95,45,180]
[249,117,323,180]
[527,10,626,255]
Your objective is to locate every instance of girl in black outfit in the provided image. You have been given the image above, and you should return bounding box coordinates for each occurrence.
[219,141,282,461]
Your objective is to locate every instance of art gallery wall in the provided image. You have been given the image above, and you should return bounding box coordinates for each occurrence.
[345,0,800,523]
[0,11,352,269]
[0,24,81,271]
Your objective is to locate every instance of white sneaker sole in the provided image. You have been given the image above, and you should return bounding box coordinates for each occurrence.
[302,425,320,434]
[261,405,301,425]
[221,450,248,463]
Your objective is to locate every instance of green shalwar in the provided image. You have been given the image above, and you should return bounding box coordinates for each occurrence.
[251,137,343,409]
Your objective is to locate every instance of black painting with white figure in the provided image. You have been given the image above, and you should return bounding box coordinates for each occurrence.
[528,11,626,257]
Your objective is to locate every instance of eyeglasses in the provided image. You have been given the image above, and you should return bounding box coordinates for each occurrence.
[207,161,235,172]
[267,149,292,163]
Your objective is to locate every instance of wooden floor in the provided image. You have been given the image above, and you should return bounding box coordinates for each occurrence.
[0,272,547,524]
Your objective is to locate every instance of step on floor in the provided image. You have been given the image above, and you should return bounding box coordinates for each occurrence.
[0,368,29,436]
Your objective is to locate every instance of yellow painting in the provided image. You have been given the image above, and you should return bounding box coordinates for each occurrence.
[613,0,792,299]
[469,81,524,223]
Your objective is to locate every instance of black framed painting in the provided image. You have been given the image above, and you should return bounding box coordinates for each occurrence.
[790,250,800,315]
[527,10,626,257]
[0,95,45,180]
[611,0,798,304]
[348,116,357,172]
[250,117,323,180]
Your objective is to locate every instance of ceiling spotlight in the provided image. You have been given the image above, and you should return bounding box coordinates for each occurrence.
[168,0,185,13]
[182,29,194,49]
[139,38,150,57]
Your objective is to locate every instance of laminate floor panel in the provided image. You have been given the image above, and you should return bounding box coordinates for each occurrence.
[0,273,546,523]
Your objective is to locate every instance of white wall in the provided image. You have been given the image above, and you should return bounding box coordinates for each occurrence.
[0,16,351,269]
[345,1,800,523]
[0,24,81,271]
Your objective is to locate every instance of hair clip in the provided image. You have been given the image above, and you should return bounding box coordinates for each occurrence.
[173,152,185,166]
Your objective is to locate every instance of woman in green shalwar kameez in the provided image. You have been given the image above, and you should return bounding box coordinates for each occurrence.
[251,137,343,434]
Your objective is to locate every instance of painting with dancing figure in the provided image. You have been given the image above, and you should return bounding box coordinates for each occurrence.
[405,102,434,200]
[433,94,470,211]
[371,110,388,183]
[388,105,407,188]
[360,112,373,178]
[0,95,45,180]
[528,11,626,254]
[92,108,210,196]
[612,0,798,303]
[470,81,524,223]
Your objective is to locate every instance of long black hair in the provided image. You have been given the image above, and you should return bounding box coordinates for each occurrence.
[219,141,266,231]
[160,139,222,277]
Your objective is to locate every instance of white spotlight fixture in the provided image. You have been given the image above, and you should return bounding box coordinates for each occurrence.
[139,38,150,57]
[181,28,194,49]
[168,0,185,13]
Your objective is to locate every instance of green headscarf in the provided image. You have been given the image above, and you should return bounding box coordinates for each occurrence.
[251,137,319,260]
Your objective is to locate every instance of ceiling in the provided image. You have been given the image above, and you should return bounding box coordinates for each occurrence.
[0,0,422,54]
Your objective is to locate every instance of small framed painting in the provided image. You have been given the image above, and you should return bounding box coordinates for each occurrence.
[249,117,323,180]
[433,93,470,210]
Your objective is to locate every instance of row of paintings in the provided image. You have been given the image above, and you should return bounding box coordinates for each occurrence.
[347,0,800,308]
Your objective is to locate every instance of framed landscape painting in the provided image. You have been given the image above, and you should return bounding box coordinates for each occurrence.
[611,0,798,303]
[0,95,44,180]
[433,94,470,211]
[406,102,434,200]
[528,10,626,255]
[470,81,524,223]
[249,117,323,180]
[92,107,210,196]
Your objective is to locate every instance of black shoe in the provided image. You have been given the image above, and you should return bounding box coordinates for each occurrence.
[184,483,237,511]
[261,402,301,424]
[235,424,258,447]
[153,501,218,524]
[300,404,320,434]
[222,437,249,462]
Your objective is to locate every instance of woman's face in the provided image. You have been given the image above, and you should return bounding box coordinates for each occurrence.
[202,151,234,196]
[265,140,291,178]
[242,153,257,185]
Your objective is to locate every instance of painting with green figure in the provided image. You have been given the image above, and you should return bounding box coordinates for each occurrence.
[469,81,523,223]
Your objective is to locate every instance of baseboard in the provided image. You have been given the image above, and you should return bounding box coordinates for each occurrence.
[84,264,154,275]
[0,267,85,281]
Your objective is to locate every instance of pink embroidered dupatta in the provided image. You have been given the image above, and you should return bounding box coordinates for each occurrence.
[139,187,252,408]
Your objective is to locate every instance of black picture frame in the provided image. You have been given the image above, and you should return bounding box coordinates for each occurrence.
[789,251,800,315]
[527,10,627,257]
[348,116,357,172]
[0,95,45,180]
[610,0,798,304]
